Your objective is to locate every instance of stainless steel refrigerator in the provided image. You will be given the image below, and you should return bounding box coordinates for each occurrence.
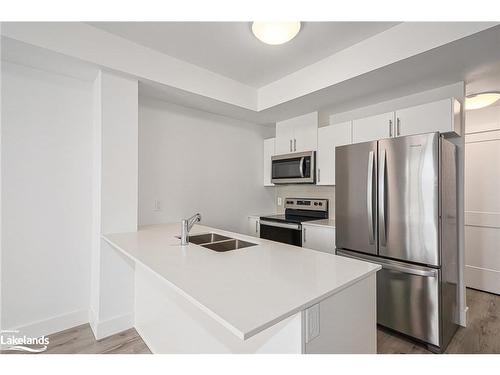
[335,132,459,352]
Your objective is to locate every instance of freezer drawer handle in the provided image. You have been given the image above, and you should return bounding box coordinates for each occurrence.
[337,250,438,278]
[367,150,375,244]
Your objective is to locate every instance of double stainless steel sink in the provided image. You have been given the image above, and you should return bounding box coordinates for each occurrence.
[179,232,257,252]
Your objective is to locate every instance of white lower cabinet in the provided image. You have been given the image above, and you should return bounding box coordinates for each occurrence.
[248,216,260,237]
[302,224,335,254]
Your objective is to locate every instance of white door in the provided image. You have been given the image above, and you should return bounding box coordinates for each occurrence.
[263,138,275,186]
[317,122,351,185]
[248,216,260,237]
[293,112,318,152]
[275,121,294,154]
[302,224,336,254]
[395,98,460,137]
[464,104,500,294]
[352,112,394,143]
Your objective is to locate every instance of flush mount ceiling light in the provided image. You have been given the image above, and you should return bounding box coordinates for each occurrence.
[465,92,500,110]
[251,22,301,45]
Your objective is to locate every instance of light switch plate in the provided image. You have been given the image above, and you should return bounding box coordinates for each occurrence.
[153,199,161,211]
[305,303,320,343]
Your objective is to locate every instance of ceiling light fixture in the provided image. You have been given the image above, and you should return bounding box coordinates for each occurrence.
[465,91,500,110]
[251,22,301,45]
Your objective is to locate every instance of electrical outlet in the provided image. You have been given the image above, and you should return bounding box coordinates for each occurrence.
[153,199,161,211]
[277,197,282,206]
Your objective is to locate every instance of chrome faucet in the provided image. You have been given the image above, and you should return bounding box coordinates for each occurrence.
[180,213,201,245]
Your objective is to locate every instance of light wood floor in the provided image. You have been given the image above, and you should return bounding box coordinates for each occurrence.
[3,288,498,354]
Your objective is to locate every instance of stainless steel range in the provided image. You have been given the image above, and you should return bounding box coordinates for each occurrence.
[259,198,328,246]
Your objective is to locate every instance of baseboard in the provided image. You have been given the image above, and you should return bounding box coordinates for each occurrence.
[10,310,89,338]
[92,312,134,340]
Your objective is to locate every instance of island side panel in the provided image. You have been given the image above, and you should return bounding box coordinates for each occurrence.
[304,273,377,354]
[134,262,303,354]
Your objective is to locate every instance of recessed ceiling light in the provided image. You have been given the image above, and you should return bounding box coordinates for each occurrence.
[465,92,500,110]
[251,22,301,45]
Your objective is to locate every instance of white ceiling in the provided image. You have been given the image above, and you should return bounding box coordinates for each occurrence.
[87,22,398,88]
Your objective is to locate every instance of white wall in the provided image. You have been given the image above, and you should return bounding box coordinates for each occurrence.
[90,70,138,339]
[1,61,93,336]
[464,103,500,294]
[139,97,275,234]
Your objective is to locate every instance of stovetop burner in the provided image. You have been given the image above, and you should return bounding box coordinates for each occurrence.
[260,198,329,224]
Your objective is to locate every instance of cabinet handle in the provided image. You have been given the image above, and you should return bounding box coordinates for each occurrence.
[289,139,292,152]
[389,119,393,137]
[294,138,297,152]
[396,118,401,136]
[318,168,321,183]
[255,220,259,233]
[303,227,307,243]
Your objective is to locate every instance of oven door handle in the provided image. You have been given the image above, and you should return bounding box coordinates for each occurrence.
[259,220,301,230]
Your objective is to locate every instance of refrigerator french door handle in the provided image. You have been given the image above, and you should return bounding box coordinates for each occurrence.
[379,148,387,247]
[336,250,438,278]
[367,150,375,244]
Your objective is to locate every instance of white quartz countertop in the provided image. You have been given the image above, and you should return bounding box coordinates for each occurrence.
[303,219,336,228]
[103,223,379,340]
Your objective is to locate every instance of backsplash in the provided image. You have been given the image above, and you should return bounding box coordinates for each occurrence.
[275,185,335,219]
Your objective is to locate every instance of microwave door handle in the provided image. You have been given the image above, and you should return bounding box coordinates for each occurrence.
[299,157,305,178]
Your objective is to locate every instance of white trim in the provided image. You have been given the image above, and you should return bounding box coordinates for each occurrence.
[9,310,89,338]
[92,312,134,340]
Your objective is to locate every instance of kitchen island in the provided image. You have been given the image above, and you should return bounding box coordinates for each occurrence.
[102,223,380,354]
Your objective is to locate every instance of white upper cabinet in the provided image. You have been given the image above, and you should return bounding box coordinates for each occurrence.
[317,121,352,185]
[395,98,461,137]
[275,112,318,154]
[263,138,275,186]
[352,112,394,144]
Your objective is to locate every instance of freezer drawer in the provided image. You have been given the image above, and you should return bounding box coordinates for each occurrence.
[336,249,440,347]
[377,262,440,346]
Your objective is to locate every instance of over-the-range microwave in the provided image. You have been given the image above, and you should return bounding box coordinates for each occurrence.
[271,151,315,184]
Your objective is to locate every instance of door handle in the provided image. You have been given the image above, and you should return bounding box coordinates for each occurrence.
[294,138,297,152]
[289,139,292,152]
[379,149,387,247]
[367,150,375,244]
[389,119,393,137]
[299,157,305,178]
[396,118,401,136]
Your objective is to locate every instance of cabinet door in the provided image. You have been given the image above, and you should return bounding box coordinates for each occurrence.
[302,224,336,254]
[275,121,294,154]
[395,98,460,137]
[317,122,352,185]
[248,216,260,237]
[352,112,394,143]
[293,112,318,152]
[263,138,275,186]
